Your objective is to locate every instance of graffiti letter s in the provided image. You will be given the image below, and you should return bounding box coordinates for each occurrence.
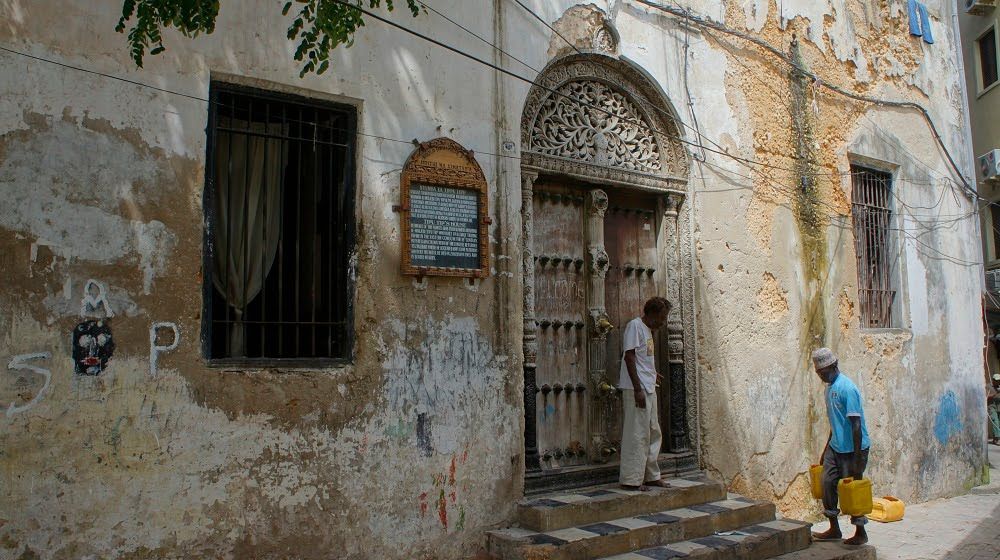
[6,352,52,416]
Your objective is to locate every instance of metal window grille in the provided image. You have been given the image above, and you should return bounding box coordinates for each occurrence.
[204,83,356,363]
[850,166,896,329]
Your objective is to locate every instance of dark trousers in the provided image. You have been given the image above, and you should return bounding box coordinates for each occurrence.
[822,447,870,526]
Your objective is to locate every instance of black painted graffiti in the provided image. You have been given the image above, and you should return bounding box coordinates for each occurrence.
[72,320,115,375]
[416,412,434,457]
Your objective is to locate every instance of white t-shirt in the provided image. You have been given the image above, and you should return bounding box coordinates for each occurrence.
[618,317,656,393]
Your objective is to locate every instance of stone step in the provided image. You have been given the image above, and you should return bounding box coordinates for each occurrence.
[771,540,877,560]
[487,496,776,560]
[517,475,727,532]
[599,519,812,560]
[525,452,699,495]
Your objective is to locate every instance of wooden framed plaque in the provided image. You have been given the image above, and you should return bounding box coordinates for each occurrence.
[397,137,490,278]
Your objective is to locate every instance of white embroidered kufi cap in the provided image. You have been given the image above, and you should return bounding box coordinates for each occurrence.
[811,347,837,369]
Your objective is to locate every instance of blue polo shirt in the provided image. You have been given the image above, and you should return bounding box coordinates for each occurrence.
[826,372,870,454]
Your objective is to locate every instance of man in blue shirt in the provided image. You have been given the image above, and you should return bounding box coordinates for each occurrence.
[811,347,871,546]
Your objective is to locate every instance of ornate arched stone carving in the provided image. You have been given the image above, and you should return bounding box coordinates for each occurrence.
[521,54,689,190]
[531,80,662,172]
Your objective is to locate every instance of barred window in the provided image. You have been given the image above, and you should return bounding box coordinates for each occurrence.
[850,165,896,329]
[204,83,356,363]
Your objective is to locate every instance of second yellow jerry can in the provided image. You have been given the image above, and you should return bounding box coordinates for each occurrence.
[809,464,824,499]
[869,496,905,522]
[838,477,873,516]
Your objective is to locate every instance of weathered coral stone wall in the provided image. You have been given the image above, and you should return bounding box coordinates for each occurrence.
[0,0,985,558]
[689,0,986,517]
[0,1,524,558]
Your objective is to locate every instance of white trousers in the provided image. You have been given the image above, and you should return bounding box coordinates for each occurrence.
[619,389,662,486]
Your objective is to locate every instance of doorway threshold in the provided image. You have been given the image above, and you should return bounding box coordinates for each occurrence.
[524,451,697,496]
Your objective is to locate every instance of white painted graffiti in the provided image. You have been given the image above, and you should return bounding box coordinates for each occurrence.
[3,321,180,415]
[149,322,180,377]
[6,352,52,416]
[80,279,114,318]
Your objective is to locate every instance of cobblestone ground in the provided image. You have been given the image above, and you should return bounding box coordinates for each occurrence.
[864,445,1000,560]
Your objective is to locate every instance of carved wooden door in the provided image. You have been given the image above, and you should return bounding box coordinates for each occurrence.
[532,182,666,469]
[532,182,590,469]
[603,197,661,453]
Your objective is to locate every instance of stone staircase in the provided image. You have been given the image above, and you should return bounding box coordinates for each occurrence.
[487,473,877,560]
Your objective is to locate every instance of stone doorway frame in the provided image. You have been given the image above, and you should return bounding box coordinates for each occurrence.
[519,53,698,478]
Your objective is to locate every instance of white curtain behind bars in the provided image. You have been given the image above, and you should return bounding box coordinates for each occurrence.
[213,118,285,356]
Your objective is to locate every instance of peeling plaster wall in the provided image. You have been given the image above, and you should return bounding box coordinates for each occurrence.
[0,1,523,558]
[0,0,985,558]
[669,0,985,519]
[513,0,986,521]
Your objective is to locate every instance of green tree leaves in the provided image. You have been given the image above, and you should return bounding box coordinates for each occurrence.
[116,0,220,67]
[117,0,421,77]
[288,1,422,76]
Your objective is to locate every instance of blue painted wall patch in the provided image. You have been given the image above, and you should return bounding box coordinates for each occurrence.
[933,390,962,445]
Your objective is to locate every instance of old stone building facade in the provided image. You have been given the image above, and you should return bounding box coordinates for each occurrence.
[959,0,1000,385]
[0,0,988,558]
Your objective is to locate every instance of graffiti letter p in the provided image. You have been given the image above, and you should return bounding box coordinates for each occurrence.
[149,323,180,377]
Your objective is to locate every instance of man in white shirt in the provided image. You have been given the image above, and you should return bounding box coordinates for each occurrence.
[618,296,671,490]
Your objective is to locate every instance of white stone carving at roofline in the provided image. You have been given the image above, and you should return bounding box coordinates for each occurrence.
[593,23,617,53]
[531,80,662,173]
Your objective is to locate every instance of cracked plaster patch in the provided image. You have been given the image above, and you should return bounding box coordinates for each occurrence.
[757,272,790,322]
[0,118,177,294]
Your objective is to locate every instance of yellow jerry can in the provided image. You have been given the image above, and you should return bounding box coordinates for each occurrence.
[869,496,905,522]
[809,464,824,499]
[837,477,873,516]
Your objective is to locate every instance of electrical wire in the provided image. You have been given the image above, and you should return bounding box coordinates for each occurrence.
[504,0,978,264]
[694,24,951,199]
[0,12,988,266]
[695,160,983,267]
[0,45,205,102]
[2,6,950,190]
[0,42,982,233]
[343,0,846,181]
[418,0,540,74]
[681,6,707,163]
[512,0,990,246]
[652,2,980,249]
[698,157,979,233]
[698,155,997,261]
[0,44,946,211]
[632,0,976,195]
[2,49,985,266]
[445,0,903,183]
[507,0,971,189]
[508,0,581,55]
